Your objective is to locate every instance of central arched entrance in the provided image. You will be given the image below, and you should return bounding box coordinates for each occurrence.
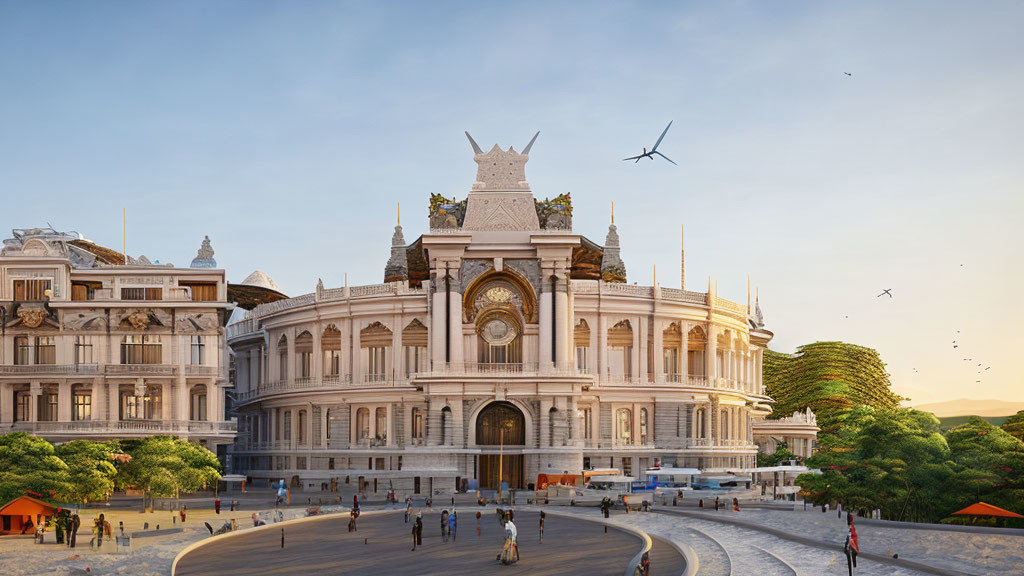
[476,401,526,490]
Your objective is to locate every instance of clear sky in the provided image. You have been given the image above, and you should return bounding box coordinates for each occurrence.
[2,1,1021,405]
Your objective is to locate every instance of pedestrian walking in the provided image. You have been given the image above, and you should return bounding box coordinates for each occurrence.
[476,510,482,537]
[441,510,450,542]
[449,509,457,542]
[69,513,79,549]
[539,511,545,542]
[180,506,187,524]
[844,512,859,576]
[281,527,285,548]
[838,501,843,519]
[415,513,423,546]
[215,498,221,514]
[411,516,418,551]
[732,497,740,512]
[348,509,358,532]
[714,497,721,511]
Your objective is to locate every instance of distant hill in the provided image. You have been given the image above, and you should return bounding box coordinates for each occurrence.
[764,341,902,433]
[937,415,1008,432]
[913,399,1024,418]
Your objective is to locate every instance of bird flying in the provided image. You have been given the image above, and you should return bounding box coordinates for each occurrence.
[877,289,893,298]
[623,121,676,165]
[844,72,852,76]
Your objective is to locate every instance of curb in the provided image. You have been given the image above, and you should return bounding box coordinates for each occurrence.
[170,508,359,576]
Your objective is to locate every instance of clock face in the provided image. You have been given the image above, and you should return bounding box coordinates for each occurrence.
[481,318,516,346]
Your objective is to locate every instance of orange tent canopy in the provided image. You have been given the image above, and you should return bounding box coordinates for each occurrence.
[0,496,58,517]
[951,502,1024,519]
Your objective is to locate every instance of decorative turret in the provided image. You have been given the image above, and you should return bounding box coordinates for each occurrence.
[384,204,408,282]
[600,203,627,283]
[190,235,217,268]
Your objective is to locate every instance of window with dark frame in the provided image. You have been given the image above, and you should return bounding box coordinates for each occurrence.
[13,279,51,301]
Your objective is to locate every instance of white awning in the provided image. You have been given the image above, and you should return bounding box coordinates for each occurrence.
[644,467,702,476]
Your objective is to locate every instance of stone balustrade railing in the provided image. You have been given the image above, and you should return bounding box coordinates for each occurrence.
[0,364,99,375]
[11,419,236,434]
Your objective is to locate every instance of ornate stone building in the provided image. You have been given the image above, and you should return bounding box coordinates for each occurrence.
[752,407,820,460]
[0,228,235,454]
[228,135,775,495]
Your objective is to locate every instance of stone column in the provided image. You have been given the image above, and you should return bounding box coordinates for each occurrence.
[680,323,689,379]
[554,274,570,368]
[57,381,71,421]
[638,316,648,383]
[161,382,172,420]
[312,327,322,380]
[208,379,221,422]
[539,276,553,368]
[287,327,296,382]
[427,398,443,446]
[652,318,664,383]
[448,271,464,365]
[289,408,298,450]
[352,322,362,385]
[29,381,40,422]
[540,397,553,447]
[175,375,188,421]
[108,381,120,422]
[597,315,608,380]
[0,383,12,423]
[392,315,403,381]
[431,275,446,367]
[706,324,717,382]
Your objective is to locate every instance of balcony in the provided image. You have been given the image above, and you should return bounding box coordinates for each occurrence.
[688,438,756,449]
[183,365,220,377]
[420,362,580,378]
[0,364,99,376]
[10,419,236,436]
[104,364,178,376]
[235,375,354,404]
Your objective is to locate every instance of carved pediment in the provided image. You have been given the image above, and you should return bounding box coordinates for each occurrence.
[63,312,108,331]
[17,308,47,328]
[175,312,219,333]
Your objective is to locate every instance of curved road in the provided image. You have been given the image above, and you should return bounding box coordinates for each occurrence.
[176,510,679,576]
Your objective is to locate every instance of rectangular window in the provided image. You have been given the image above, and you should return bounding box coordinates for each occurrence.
[622,457,632,477]
[191,393,207,421]
[583,408,592,440]
[404,346,426,377]
[14,336,31,365]
[13,279,51,301]
[121,335,161,364]
[583,456,591,470]
[179,281,218,302]
[366,347,386,379]
[576,346,589,372]
[375,457,385,470]
[663,348,679,376]
[15,394,30,422]
[283,411,292,441]
[190,335,205,365]
[299,351,312,378]
[38,393,58,421]
[411,408,424,440]
[73,393,92,421]
[120,393,140,420]
[75,336,94,365]
[71,282,100,301]
[34,337,55,365]
[278,352,288,380]
[120,287,162,301]
[323,350,341,376]
[414,477,421,494]
[328,457,335,470]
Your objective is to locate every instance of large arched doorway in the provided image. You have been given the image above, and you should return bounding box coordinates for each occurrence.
[475,401,526,490]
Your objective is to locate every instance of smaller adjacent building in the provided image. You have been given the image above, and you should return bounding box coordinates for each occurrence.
[752,407,819,460]
[0,227,235,455]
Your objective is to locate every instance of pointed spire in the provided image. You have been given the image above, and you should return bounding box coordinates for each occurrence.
[680,223,685,290]
[653,263,657,286]
[190,235,217,268]
[397,202,400,226]
[522,131,540,155]
[601,207,626,283]
[384,217,408,283]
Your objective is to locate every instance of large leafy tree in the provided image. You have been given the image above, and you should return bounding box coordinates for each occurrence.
[944,417,1024,515]
[53,440,119,504]
[116,436,221,500]
[1002,410,1024,443]
[0,433,73,503]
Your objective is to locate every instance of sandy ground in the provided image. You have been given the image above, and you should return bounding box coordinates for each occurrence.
[0,506,310,576]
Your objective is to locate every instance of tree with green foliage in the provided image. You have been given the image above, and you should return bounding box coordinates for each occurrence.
[53,440,119,504]
[0,432,73,503]
[764,342,903,435]
[757,440,798,467]
[944,417,1024,516]
[116,436,221,504]
[1002,410,1024,443]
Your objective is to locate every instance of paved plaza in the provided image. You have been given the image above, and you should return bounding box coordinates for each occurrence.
[174,509,685,576]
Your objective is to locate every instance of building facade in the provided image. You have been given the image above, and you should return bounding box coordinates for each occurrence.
[228,136,775,495]
[752,407,819,460]
[0,228,235,453]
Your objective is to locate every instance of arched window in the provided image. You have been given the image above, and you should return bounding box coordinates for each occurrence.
[663,323,681,380]
[574,319,591,372]
[476,401,525,445]
[322,325,342,377]
[411,407,424,442]
[277,335,288,381]
[356,407,370,440]
[295,331,313,379]
[190,384,207,421]
[616,408,633,444]
[549,406,559,447]
[477,313,521,365]
[440,406,452,446]
[687,326,706,377]
[402,320,428,377]
[361,322,393,382]
[297,409,307,444]
[375,407,387,441]
[640,407,649,444]
[721,410,729,440]
[608,320,633,380]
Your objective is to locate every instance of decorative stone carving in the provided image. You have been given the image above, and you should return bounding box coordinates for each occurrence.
[465,132,538,192]
[504,259,541,297]
[63,311,108,331]
[190,235,217,268]
[535,193,573,230]
[175,312,218,333]
[124,310,151,330]
[429,194,466,229]
[17,307,47,328]
[462,193,541,231]
[459,259,494,292]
